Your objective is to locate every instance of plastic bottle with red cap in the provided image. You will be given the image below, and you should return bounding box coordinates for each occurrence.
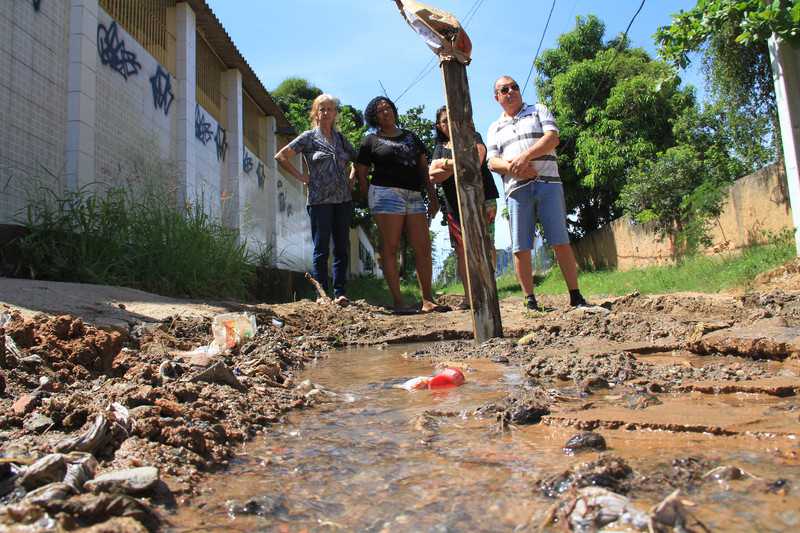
[398,367,465,391]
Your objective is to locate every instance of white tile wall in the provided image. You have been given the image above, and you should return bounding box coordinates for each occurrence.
[93,8,177,193]
[275,167,312,271]
[0,1,303,274]
[0,0,68,224]
[193,103,223,217]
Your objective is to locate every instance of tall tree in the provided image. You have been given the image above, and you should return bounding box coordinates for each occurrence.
[655,0,799,163]
[535,15,693,237]
[618,102,749,252]
[271,77,323,133]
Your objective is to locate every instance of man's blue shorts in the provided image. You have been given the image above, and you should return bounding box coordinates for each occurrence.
[507,181,570,252]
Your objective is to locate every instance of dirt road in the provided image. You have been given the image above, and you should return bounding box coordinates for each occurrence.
[1,267,799,531]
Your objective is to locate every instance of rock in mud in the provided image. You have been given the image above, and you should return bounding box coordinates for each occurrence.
[23,413,54,433]
[226,494,288,518]
[526,351,642,384]
[63,452,98,492]
[542,486,649,532]
[23,482,75,505]
[688,324,800,360]
[84,466,160,495]
[764,478,791,495]
[54,414,110,454]
[81,516,150,533]
[564,431,607,454]
[650,489,707,532]
[19,454,67,490]
[622,392,662,410]
[189,361,245,390]
[41,492,159,532]
[538,455,633,497]
[12,391,44,416]
[578,375,609,392]
[477,386,551,427]
[0,462,21,497]
[19,355,44,369]
[702,465,746,482]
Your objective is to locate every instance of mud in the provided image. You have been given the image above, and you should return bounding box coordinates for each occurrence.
[1,272,800,530]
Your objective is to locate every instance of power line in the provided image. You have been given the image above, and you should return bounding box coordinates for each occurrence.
[378,80,390,99]
[521,0,557,96]
[394,0,486,104]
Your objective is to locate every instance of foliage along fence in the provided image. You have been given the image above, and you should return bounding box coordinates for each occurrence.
[573,164,792,271]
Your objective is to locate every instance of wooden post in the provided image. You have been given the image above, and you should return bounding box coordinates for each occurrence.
[440,60,503,341]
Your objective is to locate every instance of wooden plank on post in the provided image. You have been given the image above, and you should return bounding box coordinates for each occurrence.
[440,60,503,342]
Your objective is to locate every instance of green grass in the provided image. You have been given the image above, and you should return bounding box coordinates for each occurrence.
[13,184,254,299]
[437,238,795,300]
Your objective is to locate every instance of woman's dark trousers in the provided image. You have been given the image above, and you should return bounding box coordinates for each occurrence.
[307,201,352,297]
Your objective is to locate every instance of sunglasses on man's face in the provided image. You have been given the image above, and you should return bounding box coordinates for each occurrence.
[496,83,519,95]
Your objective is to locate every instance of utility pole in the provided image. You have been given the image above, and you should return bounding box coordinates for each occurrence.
[392,0,503,341]
[769,35,800,255]
[440,61,503,341]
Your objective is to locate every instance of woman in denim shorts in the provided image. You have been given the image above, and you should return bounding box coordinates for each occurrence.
[355,96,446,314]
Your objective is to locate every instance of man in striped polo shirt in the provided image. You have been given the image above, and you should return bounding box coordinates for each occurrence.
[486,75,587,311]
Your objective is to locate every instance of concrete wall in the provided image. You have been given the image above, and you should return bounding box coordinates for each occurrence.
[274,168,312,271]
[94,7,177,193]
[574,164,793,271]
[0,0,315,274]
[192,103,224,217]
[0,0,70,222]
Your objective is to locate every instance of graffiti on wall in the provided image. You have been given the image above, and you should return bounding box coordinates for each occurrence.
[194,105,213,145]
[214,125,228,161]
[97,22,141,80]
[277,180,285,212]
[243,150,253,174]
[256,162,266,188]
[33,0,42,12]
[149,66,174,115]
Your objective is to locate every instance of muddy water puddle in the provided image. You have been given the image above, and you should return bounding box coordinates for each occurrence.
[171,345,800,532]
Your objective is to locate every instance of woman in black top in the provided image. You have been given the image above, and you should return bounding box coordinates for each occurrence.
[355,96,444,314]
[429,105,500,308]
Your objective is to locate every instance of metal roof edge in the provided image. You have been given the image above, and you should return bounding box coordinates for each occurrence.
[182,0,292,132]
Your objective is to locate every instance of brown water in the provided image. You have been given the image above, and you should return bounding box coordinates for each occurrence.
[170,344,800,532]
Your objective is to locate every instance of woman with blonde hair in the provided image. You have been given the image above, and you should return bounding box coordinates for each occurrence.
[275,93,358,304]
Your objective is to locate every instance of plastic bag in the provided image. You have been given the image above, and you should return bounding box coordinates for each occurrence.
[210,312,257,352]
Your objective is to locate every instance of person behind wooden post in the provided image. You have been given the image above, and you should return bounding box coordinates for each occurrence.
[355,96,448,315]
[274,93,358,306]
[429,105,500,310]
[486,75,588,311]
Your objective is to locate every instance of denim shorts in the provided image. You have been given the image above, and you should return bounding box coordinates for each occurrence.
[368,185,426,215]
[507,181,570,251]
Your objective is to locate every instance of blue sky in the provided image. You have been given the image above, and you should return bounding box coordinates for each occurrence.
[207,0,705,265]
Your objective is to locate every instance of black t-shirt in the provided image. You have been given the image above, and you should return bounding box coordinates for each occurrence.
[432,132,499,223]
[356,129,427,192]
